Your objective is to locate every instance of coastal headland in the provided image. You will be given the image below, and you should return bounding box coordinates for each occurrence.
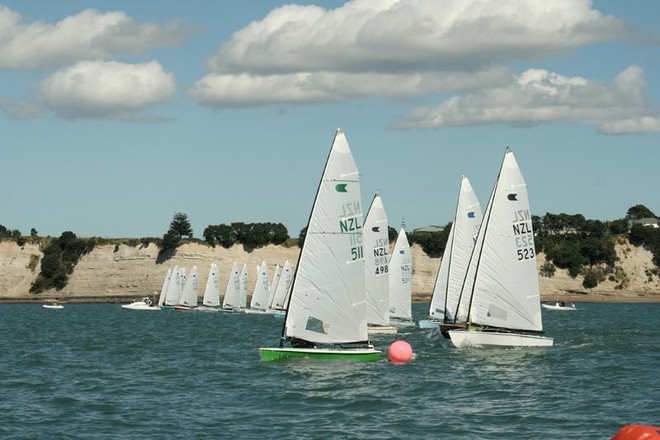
[1,240,658,303]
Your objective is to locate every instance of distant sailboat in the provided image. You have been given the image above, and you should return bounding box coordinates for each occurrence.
[157,268,172,308]
[174,265,198,311]
[265,264,281,311]
[389,228,414,327]
[419,176,482,332]
[269,260,293,315]
[260,129,380,361]
[222,262,242,312]
[239,263,248,310]
[363,194,397,335]
[198,262,221,312]
[162,265,183,310]
[246,261,270,313]
[448,149,553,348]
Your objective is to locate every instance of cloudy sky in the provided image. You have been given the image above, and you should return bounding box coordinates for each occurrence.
[1,0,659,239]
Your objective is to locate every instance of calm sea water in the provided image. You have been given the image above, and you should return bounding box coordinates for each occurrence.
[1,302,658,439]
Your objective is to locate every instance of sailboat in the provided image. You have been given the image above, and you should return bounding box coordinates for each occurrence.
[269,260,293,317]
[198,262,221,312]
[389,228,414,327]
[174,265,199,311]
[239,263,248,309]
[542,301,576,311]
[259,129,380,361]
[448,148,553,348]
[245,261,270,313]
[157,268,172,309]
[363,194,397,335]
[265,264,281,311]
[221,262,242,312]
[419,176,482,331]
[162,265,183,310]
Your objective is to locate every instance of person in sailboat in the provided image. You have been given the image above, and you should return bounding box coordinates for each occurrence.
[290,337,316,348]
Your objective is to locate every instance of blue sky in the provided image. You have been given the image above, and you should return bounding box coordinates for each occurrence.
[1,0,659,239]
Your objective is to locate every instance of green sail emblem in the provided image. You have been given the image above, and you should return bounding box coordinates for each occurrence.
[335,183,348,193]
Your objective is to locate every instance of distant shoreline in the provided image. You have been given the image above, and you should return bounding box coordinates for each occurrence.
[2,293,659,304]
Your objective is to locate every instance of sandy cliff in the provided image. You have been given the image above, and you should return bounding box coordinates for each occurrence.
[1,240,658,302]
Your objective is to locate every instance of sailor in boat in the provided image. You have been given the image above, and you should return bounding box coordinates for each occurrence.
[559,301,565,307]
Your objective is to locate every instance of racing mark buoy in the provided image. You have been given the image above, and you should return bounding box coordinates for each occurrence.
[611,424,660,440]
[388,340,414,365]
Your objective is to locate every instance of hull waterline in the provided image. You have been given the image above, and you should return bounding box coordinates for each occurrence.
[448,329,554,348]
[259,347,381,361]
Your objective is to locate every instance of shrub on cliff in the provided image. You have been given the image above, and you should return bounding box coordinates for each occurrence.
[30,231,96,293]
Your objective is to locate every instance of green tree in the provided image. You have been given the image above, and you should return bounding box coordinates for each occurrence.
[626,204,656,221]
[30,228,38,237]
[168,212,193,239]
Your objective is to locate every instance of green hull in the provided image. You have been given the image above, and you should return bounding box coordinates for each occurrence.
[259,347,381,362]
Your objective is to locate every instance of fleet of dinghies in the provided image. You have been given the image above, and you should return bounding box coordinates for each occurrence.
[120,131,553,355]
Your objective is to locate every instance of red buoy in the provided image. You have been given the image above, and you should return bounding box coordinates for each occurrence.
[387,340,414,365]
[611,424,660,440]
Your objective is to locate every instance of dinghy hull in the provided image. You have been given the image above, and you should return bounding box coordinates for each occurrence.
[418,320,440,330]
[259,347,381,362]
[367,325,398,335]
[448,330,553,348]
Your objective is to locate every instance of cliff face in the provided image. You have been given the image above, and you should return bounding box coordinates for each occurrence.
[1,240,658,302]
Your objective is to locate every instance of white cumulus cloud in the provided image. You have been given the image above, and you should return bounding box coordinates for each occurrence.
[395,66,660,134]
[0,6,190,69]
[41,61,176,119]
[207,0,625,74]
[190,66,511,107]
[192,0,628,109]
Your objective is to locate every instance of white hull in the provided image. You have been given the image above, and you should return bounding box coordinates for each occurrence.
[542,302,576,311]
[391,318,415,328]
[43,304,63,309]
[196,306,220,313]
[448,329,553,348]
[367,325,398,335]
[121,303,159,311]
[243,308,269,314]
[418,319,440,330]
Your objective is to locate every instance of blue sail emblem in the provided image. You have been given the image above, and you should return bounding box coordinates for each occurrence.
[399,249,405,255]
[372,226,380,232]
[507,193,518,201]
[467,211,475,218]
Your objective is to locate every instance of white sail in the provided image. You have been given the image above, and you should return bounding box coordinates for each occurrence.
[239,263,248,309]
[157,268,172,308]
[461,149,543,332]
[164,265,182,306]
[178,265,199,308]
[270,260,292,311]
[202,262,221,307]
[285,129,368,344]
[389,228,412,321]
[266,264,281,309]
[222,262,242,310]
[250,261,270,310]
[363,194,391,326]
[429,176,483,321]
